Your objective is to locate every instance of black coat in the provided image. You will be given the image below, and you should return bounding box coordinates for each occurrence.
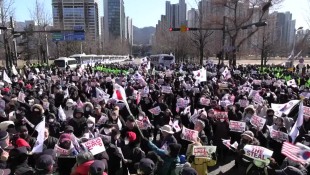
[105,143,123,175]
[68,117,87,138]
[122,143,145,174]
[44,136,58,150]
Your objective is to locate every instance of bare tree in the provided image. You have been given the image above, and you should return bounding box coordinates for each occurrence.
[28,0,52,63]
[0,0,15,68]
[212,0,283,66]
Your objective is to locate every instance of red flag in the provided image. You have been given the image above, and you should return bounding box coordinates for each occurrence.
[116,90,123,100]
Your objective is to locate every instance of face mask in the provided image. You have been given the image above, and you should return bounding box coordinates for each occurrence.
[104,128,110,134]
[38,89,43,95]
[220,119,225,122]
[128,100,131,104]
[138,116,144,120]
[13,78,18,82]
[88,124,94,128]
[124,139,129,145]
[29,100,34,106]
[112,115,118,120]
[49,119,54,123]
[86,107,90,111]
[67,103,73,108]
[253,160,265,168]
[267,114,273,118]
[165,149,169,155]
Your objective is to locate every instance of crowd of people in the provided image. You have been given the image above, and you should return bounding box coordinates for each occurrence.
[0,59,308,175]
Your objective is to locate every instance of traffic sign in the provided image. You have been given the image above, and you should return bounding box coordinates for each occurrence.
[180,25,187,33]
[52,33,85,41]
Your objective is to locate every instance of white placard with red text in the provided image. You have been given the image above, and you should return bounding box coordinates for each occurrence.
[161,86,172,94]
[54,145,69,155]
[192,146,217,158]
[270,128,289,142]
[244,145,273,162]
[149,106,161,115]
[214,110,228,119]
[82,137,105,155]
[181,127,198,142]
[250,115,266,130]
[177,98,189,108]
[229,121,246,133]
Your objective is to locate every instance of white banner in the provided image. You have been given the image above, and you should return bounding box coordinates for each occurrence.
[54,144,69,155]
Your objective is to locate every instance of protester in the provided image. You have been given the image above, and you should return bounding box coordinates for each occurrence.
[0,60,308,175]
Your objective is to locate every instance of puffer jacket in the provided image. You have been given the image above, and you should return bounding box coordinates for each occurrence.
[71,160,94,175]
[186,143,216,175]
[148,141,180,175]
[68,108,87,138]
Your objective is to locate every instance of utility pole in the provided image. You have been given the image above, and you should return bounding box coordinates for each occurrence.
[10,16,17,67]
[221,16,226,65]
[44,25,50,67]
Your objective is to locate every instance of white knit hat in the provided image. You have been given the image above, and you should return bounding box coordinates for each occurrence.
[87,116,95,124]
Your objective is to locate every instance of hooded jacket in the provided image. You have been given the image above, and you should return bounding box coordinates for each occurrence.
[68,108,87,138]
[46,113,61,138]
[83,102,94,118]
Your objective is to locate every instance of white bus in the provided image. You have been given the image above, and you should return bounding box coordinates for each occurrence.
[54,57,78,70]
[150,54,175,67]
[69,54,129,68]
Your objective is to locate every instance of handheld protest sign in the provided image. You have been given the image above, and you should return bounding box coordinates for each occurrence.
[244,145,273,163]
[82,137,105,155]
[181,127,198,142]
[192,146,216,158]
[229,121,246,133]
[250,115,266,130]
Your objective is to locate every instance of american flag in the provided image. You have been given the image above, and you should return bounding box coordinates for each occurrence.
[281,141,306,164]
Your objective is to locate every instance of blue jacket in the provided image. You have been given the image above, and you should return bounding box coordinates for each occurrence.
[148,141,180,175]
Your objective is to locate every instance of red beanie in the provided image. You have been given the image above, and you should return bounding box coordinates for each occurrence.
[25,84,32,89]
[16,138,31,148]
[2,88,10,92]
[127,131,136,142]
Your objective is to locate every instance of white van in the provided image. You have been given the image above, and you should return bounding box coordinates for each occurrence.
[53,57,78,70]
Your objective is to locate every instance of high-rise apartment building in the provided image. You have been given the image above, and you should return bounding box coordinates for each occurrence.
[103,0,125,41]
[52,0,100,40]
[270,11,296,47]
[165,0,187,28]
[187,8,199,27]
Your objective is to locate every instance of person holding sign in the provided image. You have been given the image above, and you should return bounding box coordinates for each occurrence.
[159,125,177,149]
[194,120,209,146]
[55,133,78,156]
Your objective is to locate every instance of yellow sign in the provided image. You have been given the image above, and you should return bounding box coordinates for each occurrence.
[288,68,293,72]
[180,25,187,33]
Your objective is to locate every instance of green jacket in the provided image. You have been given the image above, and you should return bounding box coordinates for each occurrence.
[148,141,180,175]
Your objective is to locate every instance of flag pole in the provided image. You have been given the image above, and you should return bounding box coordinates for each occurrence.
[123,102,145,138]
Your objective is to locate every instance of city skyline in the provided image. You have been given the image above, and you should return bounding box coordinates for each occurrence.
[15,0,310,29]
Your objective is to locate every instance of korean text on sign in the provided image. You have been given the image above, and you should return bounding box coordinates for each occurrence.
[82,137,105,155]
[303,106,310,118]
[229,121,246,133]
[250,115,266,130]
[181,127,198,142]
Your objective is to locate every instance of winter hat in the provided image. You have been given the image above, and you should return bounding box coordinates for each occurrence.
[87,116,96,124]
[64,125,74,133]
[168,143,181,157]
[126,131,136,142]
[25,84,32,89]
[59,133,71,143]
[182,167,198,175]
[89,160,105,175]
[134,158,155,174]
[66,99,74,105]
[0,131,8,141]
[35,154,55,171]
[241,131,254,140]
[16,138,31,148]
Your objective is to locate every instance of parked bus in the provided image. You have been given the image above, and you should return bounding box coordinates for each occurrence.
[54,57,78,70]
[150,54,175,67]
